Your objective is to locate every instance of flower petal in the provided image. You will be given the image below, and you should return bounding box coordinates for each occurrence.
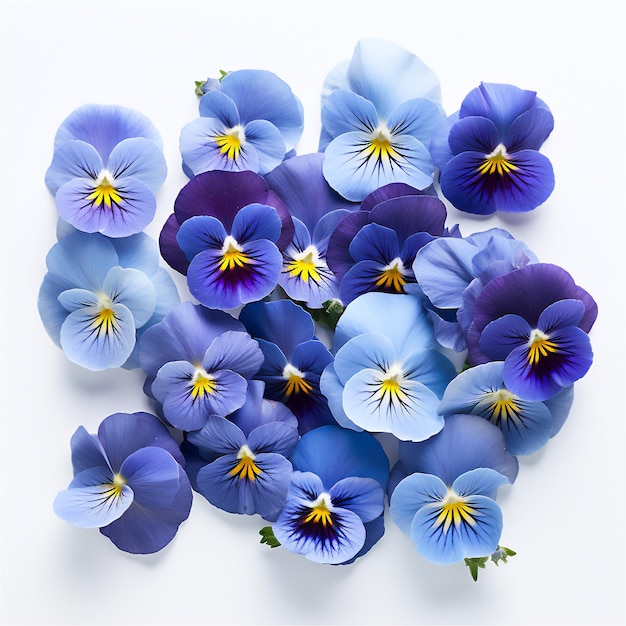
[107,137,167,193]
[45,140,104,194]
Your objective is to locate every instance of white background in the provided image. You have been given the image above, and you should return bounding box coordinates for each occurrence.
[1,1,625,624]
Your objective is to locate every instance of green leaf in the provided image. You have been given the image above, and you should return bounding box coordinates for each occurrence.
[194,80,206,97]
[464,556,488,581]
[218,69,229,81]
[259,526,281,548]
[308,299,345,331]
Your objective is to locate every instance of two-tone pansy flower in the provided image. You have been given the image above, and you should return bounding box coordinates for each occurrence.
[319,38,446,201]
[53,412,192,554]
[45,104,167,236]
[439,361,574,455]
[389,414,518,565]
[324,182,449,304]
[159,170,294,310]
[184,381,299,520]
[320,292,457,441]
[180,69,303,176]
[466,263,598,400]
[272,426,389,564]
[265,153,356,308]
[38,226,179,370]
[434,82,555,214]
[239,299,335,434]
[138,301,263,431]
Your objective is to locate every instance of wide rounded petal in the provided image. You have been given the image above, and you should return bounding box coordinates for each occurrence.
[186,239,281,310]
[159,213,190,274]
[120,446,181,509]
[100,466,192,554]
[69,425,110,474]
[196,452,292,519]
[319,362,362,431]
[102,266,156,328]
[107,137,167,192]
[321,89,380,139]
[386,98,445,145]
[329,476,384,523]
[504,106,554,152]
[333,333,395,385]
[323,131,434,202]
[45,140,104,194]
[59,302,136,370]
[187,415,247,455]
[231,202,282,244]
[410,494,502,565]
[242,119,286,175]
[55,175,156,237]
[198,89,240,126]
[53,103,163,161]
[448,116,500,155]
[54,466,133,528]
[202,330,263,379]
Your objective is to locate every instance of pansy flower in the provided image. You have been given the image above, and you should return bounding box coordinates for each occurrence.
[180,69,304,176]
[159,170,294,309]
[38,227,179,370]
[138,301,263,430]
[389,414,518,565]
[272,426,389,564]
[466,263,598,400]
[439,361,574,455]
[320,292,456,441]
[324,183,448,304]
[53,412,192,554]
[435,82,555,214]
[185,381,299,520]
[265,153,356,308]
[319,38,445,201]
[239,299,335,434]
[45,104,167,236]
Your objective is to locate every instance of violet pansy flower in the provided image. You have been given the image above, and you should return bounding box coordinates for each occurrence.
[45,104,167,236]
[435,82,555,214]
[53,412,192,554]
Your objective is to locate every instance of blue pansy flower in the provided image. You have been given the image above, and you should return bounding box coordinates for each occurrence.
[266,153,357,308]
[180,69,304,176]
[273,426,389,565]
[138,301,263,431]
[38,227,179,371]
[321,292,456,441]
[239,299,335,434]
[53,412,192,554]
[435,82,555,214]
[45,104,167,237]
[439,361,574,455]
[389,414,518,565]
[185,381,299,520]
[319,38,445,201]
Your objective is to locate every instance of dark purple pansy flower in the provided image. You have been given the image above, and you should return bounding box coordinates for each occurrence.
[435,82,555,214]
[325,182,450,304]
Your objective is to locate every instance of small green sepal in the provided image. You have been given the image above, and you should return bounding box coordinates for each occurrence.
[464,545,516,581]
[194,80,206,97]
[259,526,281,548]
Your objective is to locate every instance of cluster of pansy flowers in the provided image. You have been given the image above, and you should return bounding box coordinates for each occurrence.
[41,39,598,578]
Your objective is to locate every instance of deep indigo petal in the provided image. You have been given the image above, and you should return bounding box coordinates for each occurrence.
[231,203,282,244]
[503,106,554,152]
[448,116,500,155]
[186,239,281,310]
[159,213,190,274]
[479,314,533,360]
[459,83,537,135]
[69,425,110,475]
[537,299,585,333]
[349,222,400,265]
[440,149,555,215]
[325,211,370,281]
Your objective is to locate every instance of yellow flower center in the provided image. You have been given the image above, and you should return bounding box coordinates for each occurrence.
[283,363,313,396]
[219,236,250,271]
[434,491,477,533]
[375,258,407,292]
[86,172,123,209]
[214,125,245,160]
[190,367,216,399]
[527,329,559,365]
[477,144,518,176]
[229,444,262,481]
[303,494,334,527]
[366,126,398,161]
[487,388,521,423]
[379,365,407,403]
[91,293,118,337]
[286,246,322,283]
